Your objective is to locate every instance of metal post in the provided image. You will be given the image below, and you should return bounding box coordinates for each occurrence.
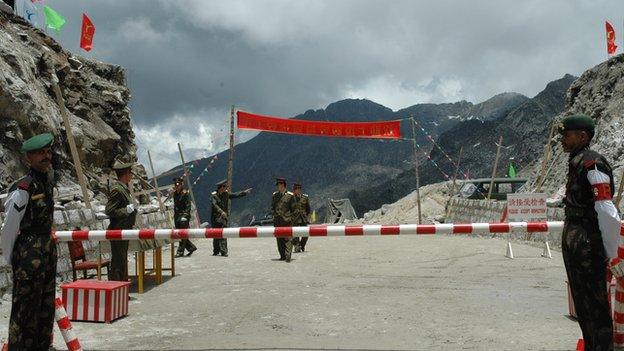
[177,143,201,227]
[51,79,91,209]
[227,106,236,219]
[488,136,504,200]
[450,146,464,195]
[410,117,422,224]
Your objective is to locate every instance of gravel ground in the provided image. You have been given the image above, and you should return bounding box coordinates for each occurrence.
[0,235,580,350]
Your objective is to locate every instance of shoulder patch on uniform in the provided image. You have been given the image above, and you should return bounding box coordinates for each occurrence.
[286,191,294,195]
[273,191,278,195]
[583,159,597,169]
[211,191,217,195]
[16,175,33,191]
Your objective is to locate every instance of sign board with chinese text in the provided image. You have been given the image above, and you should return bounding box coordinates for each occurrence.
[506,193,548,221]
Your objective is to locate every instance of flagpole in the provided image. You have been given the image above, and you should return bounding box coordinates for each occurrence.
[227,106,236,220]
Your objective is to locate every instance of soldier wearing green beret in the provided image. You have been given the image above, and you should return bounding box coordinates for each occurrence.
[0,133,57,350]
[210,179,252,256]
[272,178,295,262]
[291,182,311,253]
[559,114,623,349]
[105,157,137,282]
[173,177,197,257]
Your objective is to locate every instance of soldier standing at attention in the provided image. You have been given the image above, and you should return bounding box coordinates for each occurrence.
[291,182,311,253]
[272,178,295,262]
[211,179,252,256]
[105,158,137,282]
[559,114,623,351]
[1,133,56,350]
[173,177,197,257]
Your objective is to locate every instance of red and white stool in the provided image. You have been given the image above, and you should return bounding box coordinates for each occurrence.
[61,280,131,323]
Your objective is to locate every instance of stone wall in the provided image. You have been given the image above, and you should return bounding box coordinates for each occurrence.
[0,206,175,296]
[445,197,565,248]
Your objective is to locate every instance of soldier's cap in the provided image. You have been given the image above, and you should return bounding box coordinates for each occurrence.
[216,179,228,188]
[173,177,184,185]
[293,182,302,188]
[21,133,53,152]
[558,114,596,134]
[112,156,135,170]
[275,177,286,185]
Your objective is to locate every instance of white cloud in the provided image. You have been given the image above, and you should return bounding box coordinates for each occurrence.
[343,75,473,110]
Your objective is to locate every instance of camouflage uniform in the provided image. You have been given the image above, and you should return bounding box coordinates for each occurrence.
[174,189,197,256]
[105,180,137,281]
[272,190,295,261]
[292,193,311,252]
[4,169,57,350]
[562,147,615,351]
[210,190,247,256]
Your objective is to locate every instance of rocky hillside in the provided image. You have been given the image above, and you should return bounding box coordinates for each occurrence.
[0,11,137,197]
[347,74,576,216]
[522,56,624,198]
[164,93,529,225]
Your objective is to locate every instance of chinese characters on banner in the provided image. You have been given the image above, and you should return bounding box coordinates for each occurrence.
[506,193,548,222]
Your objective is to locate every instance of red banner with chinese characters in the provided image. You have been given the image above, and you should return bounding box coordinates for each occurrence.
[236,111,402,139]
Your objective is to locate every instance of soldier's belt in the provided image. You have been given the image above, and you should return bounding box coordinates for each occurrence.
[564,207,596,219]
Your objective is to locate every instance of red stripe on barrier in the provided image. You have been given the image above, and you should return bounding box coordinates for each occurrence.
[55,297,63,309]
[72,230,90,241]
[57,316,71,330]
[274,227,293,237]
[614,332,624,344]
[614,311,624,324]
[453,224,473,234]
[417,225,436,234]
[66,338,82,351]
[309,226,328,236]
[380,226,400,235]
[489,223,510,233]
[172,229,189,239]
[138,229,156,239]
[239,227,258,238]
[619,246,624,259]
[106,230,122,240]
[621,224,624,235]
[205,228,223,238]
[345,226,363,235]
[527,222,548,232]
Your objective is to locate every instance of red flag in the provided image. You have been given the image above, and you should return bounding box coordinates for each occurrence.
[80,13,95,52]
[606,21,617,55]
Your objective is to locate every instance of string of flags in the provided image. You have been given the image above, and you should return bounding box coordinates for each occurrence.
[189,155,219,186]
[412,120,471,180]
[14,0,96,52]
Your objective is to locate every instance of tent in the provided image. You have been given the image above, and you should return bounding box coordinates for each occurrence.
[325,198,357,224]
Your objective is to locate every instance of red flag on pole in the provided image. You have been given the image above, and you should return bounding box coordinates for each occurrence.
[80,13,95,52]
[606,21,617,55]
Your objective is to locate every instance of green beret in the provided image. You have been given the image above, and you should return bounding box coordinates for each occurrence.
[559,114,596,134]
[21,133,53,152]
[216,179,227,187]
[112,157,135,170]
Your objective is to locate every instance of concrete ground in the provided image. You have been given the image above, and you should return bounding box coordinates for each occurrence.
[0,235,580,350]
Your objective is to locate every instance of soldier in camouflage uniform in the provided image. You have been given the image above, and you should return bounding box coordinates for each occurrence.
[105,158,137,282]
[272,178,296,262]
[291,182,311,253]
[173,177,197,257]
[211,179,251,256]
[0,133,57,350]
[559,114,623,351]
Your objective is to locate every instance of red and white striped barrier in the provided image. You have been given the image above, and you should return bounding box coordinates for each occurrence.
[53,221,582,241]
[55,296,83,351]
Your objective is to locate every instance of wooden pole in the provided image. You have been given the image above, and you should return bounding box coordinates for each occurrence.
[487,136,504,200]
[177,143,201,227]
[147,150,175,277]
[410,117,422,224]
[615,168,624,209]
[535,122,557,192]
[450,146,464,196]
[51,79,91,209]
[227,106,236,219]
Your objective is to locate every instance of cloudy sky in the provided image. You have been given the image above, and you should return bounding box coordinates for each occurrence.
[27,0,624,173]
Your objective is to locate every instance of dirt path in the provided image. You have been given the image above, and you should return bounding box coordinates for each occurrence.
[0,235,579,350]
